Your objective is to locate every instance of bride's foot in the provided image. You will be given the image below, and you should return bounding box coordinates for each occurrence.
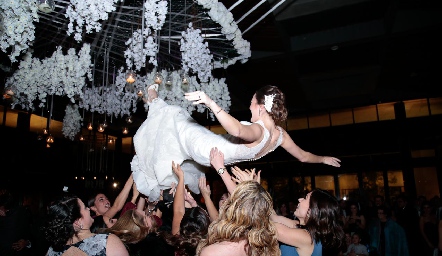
[146,84,158,103]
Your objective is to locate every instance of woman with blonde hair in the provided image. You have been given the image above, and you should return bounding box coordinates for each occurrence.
[196,180,280,256]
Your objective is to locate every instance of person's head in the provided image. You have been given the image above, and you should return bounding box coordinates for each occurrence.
[297,189,344,248]
[44,194,94,251]
[88,193,111,216]
[351,233,362,245]
[218,192,229,209]
[251,85,287,124]
[421,201,433,215]
[377,206,389,222]
[171,206,211,256]
[197,181,279,256]
[396,194,408,209]
[105,209,159,244]
[349,202,360,215]
[374,195,384,207]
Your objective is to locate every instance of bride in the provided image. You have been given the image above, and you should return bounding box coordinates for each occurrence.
[131,84,341,201]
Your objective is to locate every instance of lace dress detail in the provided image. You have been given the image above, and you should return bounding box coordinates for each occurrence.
[47,234,108,256]
[131,99,284,201]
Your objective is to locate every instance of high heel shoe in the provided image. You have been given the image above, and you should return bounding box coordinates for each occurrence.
[145,84,159,103]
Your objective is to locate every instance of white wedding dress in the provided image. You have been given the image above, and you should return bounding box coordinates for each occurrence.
[131,98,283,201]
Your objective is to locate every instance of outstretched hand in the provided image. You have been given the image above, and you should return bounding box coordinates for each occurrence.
[198,177,211,198]
[184,91,212,106]
[210,147,225,170]
[172,161,184,180]
[231,166,261,184]
[323,156,341,167]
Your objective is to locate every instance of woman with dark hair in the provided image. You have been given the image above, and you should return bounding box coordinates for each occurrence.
[43,194,128,256]
[271,189,345,256]
[161,162,211,256]
[88,174,138,233]
[196,180,280,256]
[132,84,341,201]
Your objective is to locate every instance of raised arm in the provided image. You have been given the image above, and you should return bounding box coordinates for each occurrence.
[103,174,134,227]
[172,161,185,235]
[210,147,237,194]
[280,129,341,167]
[199,177,219,222]
[185,91,263,142]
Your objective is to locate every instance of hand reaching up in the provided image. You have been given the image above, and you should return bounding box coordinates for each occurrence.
[210,147,225,170]
[184,189,198,208]
[172,161,184,181]
[199,177,211,199]
[231,166,261,184]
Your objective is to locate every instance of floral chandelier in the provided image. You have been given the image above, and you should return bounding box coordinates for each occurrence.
[2,0,252,141]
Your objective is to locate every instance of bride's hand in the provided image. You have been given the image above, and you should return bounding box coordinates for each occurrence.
[184,91,212,106]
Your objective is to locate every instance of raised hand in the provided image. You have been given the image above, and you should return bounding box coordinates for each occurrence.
[231,166,261,184]
[184,91,212,106]
[199,177,211,198]
[210,147,225,170]
[172,161,184,180]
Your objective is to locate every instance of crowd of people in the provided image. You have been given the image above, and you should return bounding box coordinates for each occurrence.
[1,85,439,256]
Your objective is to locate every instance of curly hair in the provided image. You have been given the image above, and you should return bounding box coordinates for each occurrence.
[255,85,288,124]
[104,209,159,244]
[196,181,280,256]
[163,207,210,256]
[304,189,344,248]
[43,194,81,251]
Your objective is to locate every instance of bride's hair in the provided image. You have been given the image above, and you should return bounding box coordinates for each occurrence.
[255,85,288,123]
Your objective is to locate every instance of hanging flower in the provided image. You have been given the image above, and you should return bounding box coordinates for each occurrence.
[5,44,92,110]
[66,0,122,41]
[62,104,83,141]
[180,23,213,83]
[143,0,168,31]
[196,0,251,68]
[0,0,39,62]
[124,28,158,71]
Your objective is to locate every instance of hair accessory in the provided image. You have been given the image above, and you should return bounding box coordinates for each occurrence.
[264,94,276,112]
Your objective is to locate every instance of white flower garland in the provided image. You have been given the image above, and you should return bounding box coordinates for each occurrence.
[62,104,83,141]
[124,28,158,71]
[143,0,168,31]
[66,0,121,41]
[196,0,251,68]
[0,0,39,62]
[180,23,213,83]
[5,44,92,110]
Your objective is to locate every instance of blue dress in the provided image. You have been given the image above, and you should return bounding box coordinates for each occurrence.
[280,241,322,256]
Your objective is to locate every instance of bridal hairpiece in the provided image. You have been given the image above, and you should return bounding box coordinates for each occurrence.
[264,94,276,112]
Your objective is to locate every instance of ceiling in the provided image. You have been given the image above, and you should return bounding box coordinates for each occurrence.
[1,0,442,137]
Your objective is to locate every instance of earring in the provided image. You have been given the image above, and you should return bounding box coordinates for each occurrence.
[80,223,83,229]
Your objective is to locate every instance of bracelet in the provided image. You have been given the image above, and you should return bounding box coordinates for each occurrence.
[215,108,223,114]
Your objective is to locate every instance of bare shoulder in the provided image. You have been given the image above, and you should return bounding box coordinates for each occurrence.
[200,241,248,256]
[106,234,129,256]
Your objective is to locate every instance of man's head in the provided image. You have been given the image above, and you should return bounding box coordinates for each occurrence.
[352,233,362,245]
[374,195,384,207]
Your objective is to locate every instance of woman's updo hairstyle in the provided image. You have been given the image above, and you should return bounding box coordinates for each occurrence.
[255,85,288,123]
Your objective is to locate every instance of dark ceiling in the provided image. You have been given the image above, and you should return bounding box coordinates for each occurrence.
[1,0,442,136]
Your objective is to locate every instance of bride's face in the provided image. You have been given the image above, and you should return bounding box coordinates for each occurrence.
[249,94,261,122]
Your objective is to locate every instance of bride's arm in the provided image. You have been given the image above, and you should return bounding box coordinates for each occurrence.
[280,128,341,167]
[185,91,262,142]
